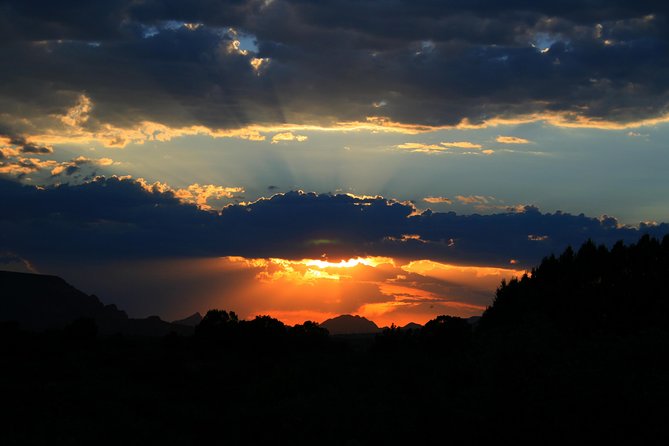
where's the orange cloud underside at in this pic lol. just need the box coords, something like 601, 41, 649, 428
203, 255, 525, 327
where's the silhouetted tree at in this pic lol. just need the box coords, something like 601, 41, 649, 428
194, 309, 239, 341
373, 323, 414, 352
479, 234, 669, 336
421, 315, 472, 353
241, 315, 287, 350
290, 321, 329, 349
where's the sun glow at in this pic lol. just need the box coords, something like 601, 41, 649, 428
211, 255, 525, 326
303, 256, 394, 269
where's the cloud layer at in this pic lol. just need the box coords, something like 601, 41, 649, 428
2, 0, 669, 145
1, 176, 666, 268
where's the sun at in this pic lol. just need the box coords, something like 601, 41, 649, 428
302, 256, 395, 269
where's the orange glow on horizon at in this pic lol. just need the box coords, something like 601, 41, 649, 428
203, 255, 525, 327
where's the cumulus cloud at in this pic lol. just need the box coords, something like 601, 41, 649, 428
173, 183, 245, 210
132, 178, 244, 209
0, 133, 52, 155
0, 157, 58, 177
1, 1, 669, 148
1, 176, 666, 270
50, 156, 115, 177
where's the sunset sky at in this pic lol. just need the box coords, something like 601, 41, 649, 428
2, 1, 669, 326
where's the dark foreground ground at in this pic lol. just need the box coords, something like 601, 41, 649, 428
2, 323, 668, 445
3, 235, 669, 444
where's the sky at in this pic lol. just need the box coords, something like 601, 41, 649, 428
2, 0, 669, 326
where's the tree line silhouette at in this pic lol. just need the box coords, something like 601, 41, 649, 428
2, 234, 669, 443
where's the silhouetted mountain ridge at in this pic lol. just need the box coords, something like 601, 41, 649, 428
173, 312, 203, 327
320, 314, 380, 334
0, 270, 192, 336
401, 322, 423, 330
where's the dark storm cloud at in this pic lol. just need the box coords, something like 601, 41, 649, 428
1, 0, 669, 136
1, 176, 666, 268
0, 0, 131, 42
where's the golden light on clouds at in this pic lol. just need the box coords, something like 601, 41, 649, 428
173, 184, 244, 210
59, 94, 92, 127
424, 196, 453, 204
0, 157, 57, 175
496, 135, 531, 144
271, 132, 309, 143
441, 141, 483, 149
396, 142, 446, 153
135, 178, 244, 210
401, 259, 524, 282
226, 39, 249, 56
49, 156, 116, 177
250, 57, 269, 73
18, 93, 669, 153
302, 257, 395, 269
397, 140, 494, 155
226, 256, 395, 284
204, 255, 525, 327
455, 195, 493, 205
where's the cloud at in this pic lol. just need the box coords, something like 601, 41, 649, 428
271, 132, 308, 144
50, 156, 115, 177
0, 157, 58, 177
496, 136, 531, 144
2, 2, 669, 148
398, 141, 492, 155
0, 145, 116, 181
396, 142, 447, 153
423, 196, 452, 204
212, 255, 520, 325
172, 183, 245, 210
455, 195, 493, 205
132, 177, 244, 209
441, 141, 483, 149
0, 133, 53, 155
1, 176, 667, 270
0, 147, 20, 160
54, 253, 520, 326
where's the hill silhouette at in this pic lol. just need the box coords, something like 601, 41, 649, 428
401, 322, 422, 330
320, 314, 380, 334
172, 312, 203, 327
0, 270, 192, 336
